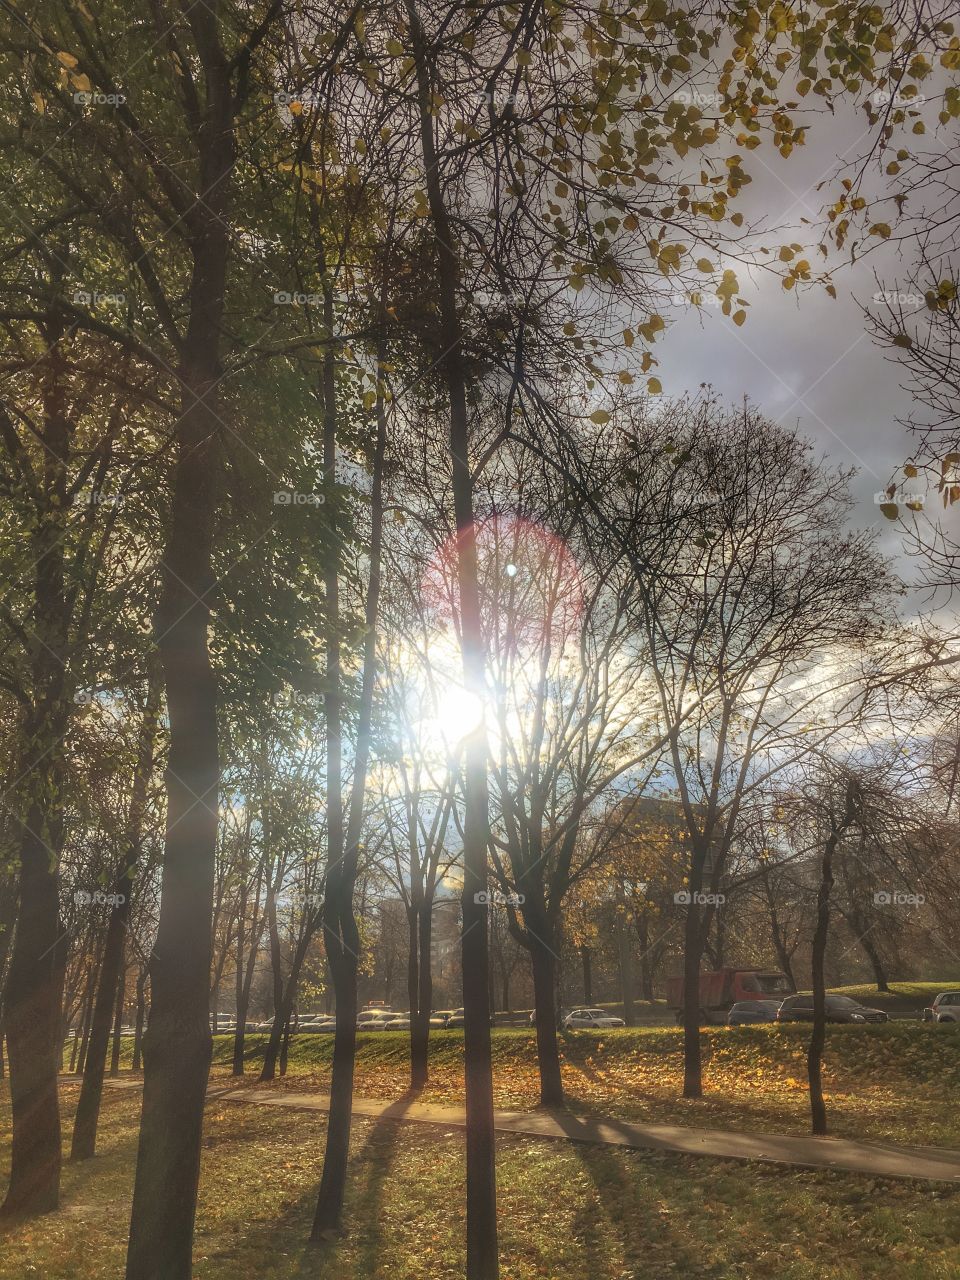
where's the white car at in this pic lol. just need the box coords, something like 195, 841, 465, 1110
562, 1008, 626, 1029
380, 1014, 411, 1030
297, 1017, 337, 1033
357, 1008, 394, 1030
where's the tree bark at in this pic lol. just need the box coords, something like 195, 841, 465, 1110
125, 114, 230, 1276
578, 947, 593, 1003
411, 905, 433, 1090
681, 892, 704, 1098
310, 294, 387, 1236
530, 934, 564, 1107
132, 968, 147, 1072
110, 958, 127, 1077
615, 881, 635, 1025
73, 676, 160, 1159
808, 779, 859, 1137
405, 7, 498, 1270
1, 316, 72, 1217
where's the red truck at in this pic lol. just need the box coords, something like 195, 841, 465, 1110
665, 968, 793, 1023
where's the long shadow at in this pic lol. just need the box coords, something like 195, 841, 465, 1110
565, 1132, 714, 1278
202, 1091, 416, 1279
334, 1092, 413, 1276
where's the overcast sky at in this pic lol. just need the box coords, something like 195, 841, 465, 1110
653, 91, 956, 598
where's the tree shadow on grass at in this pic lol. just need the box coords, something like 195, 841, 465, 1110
563, 1133, 720, 1280
201, 1093, 414, 1280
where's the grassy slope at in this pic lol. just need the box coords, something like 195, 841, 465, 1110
203, 1022, 960, 1147
826, 982, 960, 1011
2, 1082, 958, 1280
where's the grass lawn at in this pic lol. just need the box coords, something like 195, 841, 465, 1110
1, 1080, 958, 1279
200, 1022, 960, 1148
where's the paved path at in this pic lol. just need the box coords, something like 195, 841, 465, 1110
102, 1078, 960, 1183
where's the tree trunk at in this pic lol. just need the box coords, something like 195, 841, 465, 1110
681, 893, 704, 1098
260, 934, 312, 1083
310, 300, 387, 1236
808, 780, 859, 1137
769, 908, 798, 992
860, 932, 890, 993
125, 241, 229, 1279
2, 321, 72, 1217
580, 947, 593, 1004
133, 968, 147, 1072
406, 7, 498, 1269
616, 881, 635, 1025
411, 905, 433, 1090
73, 961, 100, 1076
636, 913, 654, 1002
529, 931, 564, 1108
73, 676, 160, 1158
110, 958, 127, 1077
2, 788, 68, 1216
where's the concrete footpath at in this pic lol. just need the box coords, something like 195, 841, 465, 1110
102, 1078, 960, 1184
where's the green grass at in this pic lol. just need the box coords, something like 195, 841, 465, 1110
2, 1080, 958, 1279
825, 982, 960, 1012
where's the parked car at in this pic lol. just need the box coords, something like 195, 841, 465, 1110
357, 1007, 394, 1030
922, 992, 960, 1023
297, 1017, 336, 1033
445, 1007, 465, 1028
430, 1012, 453, 1028
562, 1008, 626, 1029
727, 1000, 781, 1026
381, 1014, 411, 1030
777, 994, 888, 1024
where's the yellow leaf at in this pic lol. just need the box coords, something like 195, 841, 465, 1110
589, 409, 611, 424
647, 377, 662, 394
732, 309, 746, 326
57, 51, 79, 68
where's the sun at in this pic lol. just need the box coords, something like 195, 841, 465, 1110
421, 683, 485, 753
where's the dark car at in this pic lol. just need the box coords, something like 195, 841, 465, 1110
727, 999, 781, 1026
777, 994, 888, 1024
922, 992, 960, 1023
